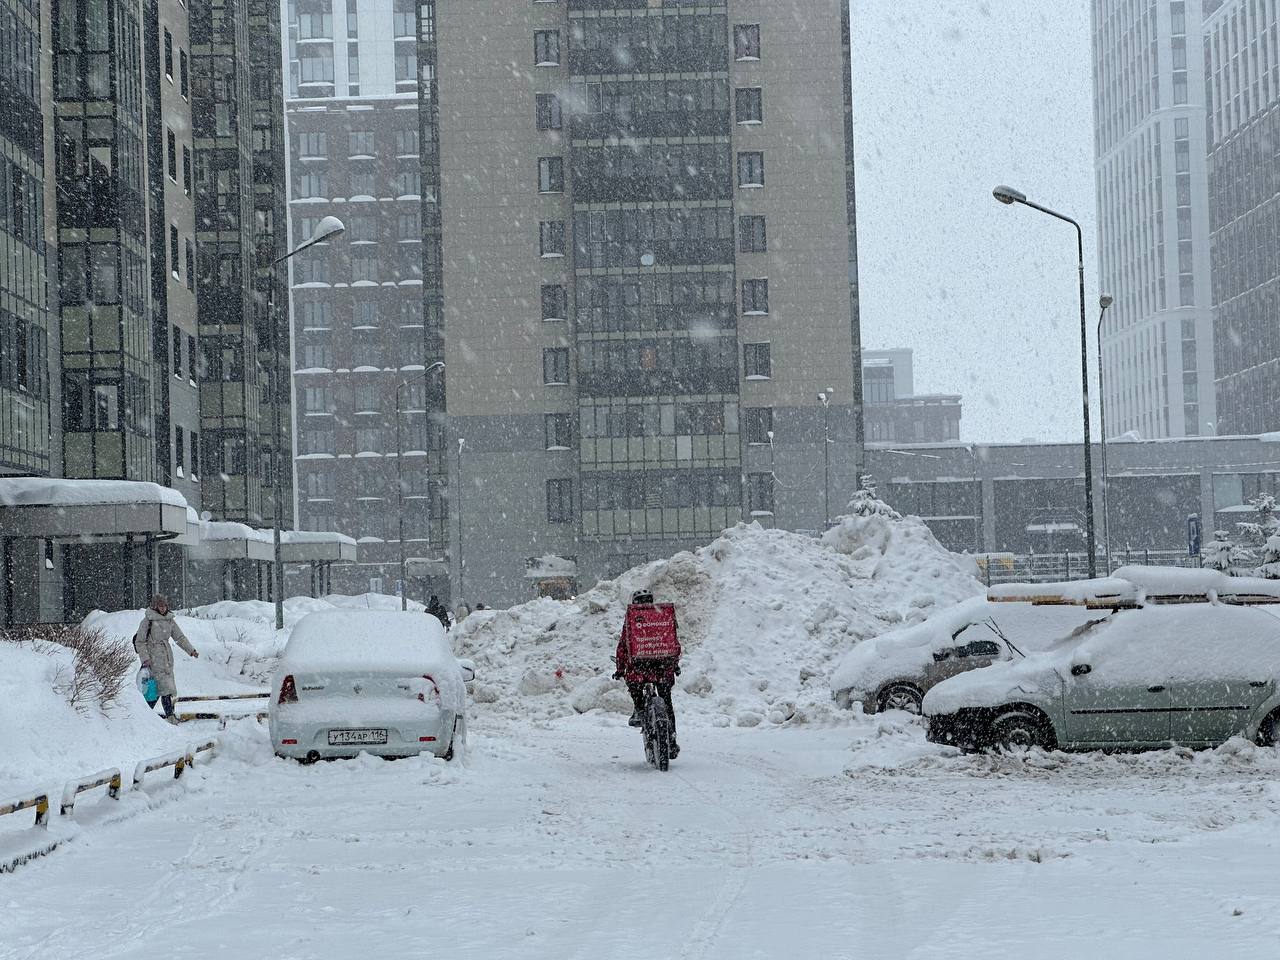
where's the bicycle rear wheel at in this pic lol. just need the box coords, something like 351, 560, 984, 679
645, 694, 671, 772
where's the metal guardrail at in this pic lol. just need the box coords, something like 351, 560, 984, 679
132, 749, 190, 788
176, 692, 269, 704
977, 550, 1201, 585
0, 793, 49, 829
176, 711, 268, 724
60, 768, 122, 817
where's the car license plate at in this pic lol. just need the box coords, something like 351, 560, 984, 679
328, 728, 388, 746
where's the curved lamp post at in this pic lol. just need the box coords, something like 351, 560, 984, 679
992, 185, 1097, 577
269, 215, 345, 630
1096, 294, 1114, 573
395, 360, 445, 610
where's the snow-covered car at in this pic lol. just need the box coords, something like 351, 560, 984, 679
923, 604, 1280, 752
270, 611, 469, 762
830, 596, 1100, 714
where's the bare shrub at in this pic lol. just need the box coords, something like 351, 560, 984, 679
2, 623, 133, 712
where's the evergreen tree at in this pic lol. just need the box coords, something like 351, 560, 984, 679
1236, 494, 1280, 578
846, 476, 902, 520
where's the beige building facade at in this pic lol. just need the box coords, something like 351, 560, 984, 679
427, 0, 863, 606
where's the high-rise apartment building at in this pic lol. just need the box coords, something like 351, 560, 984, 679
284, 0, 445, 594
419, 0, 863, 606
1, 0, 52, 479
1204, 0, 1280, 434
189, 0, 290, 524
1092, 0, 1216, 439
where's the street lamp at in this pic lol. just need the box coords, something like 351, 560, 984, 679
456, 437, 466, 609
268, 215, 345, 631
395, 360, 445, 610
992, 185, 1097, 577
1096, 294, 1114, 574
818, 388, 834, 528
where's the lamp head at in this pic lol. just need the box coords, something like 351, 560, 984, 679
992, 185, 1027, 206
310, 215, 346, 242
817, 392, 827, 403
1099, 294, 1114, 309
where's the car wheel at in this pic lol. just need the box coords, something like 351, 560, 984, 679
990, 710, 1053, 753
877, 683, 923, 715
1258, 709, 1280, 747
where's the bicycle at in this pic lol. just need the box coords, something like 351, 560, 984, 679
640, 680, 673, 772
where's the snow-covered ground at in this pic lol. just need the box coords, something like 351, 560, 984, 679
2, 711, 1279, 959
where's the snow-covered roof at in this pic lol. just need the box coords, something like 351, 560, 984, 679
0, 477, 187, 509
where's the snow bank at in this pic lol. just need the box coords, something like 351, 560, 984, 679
454, 508, 984, 726
0, 639, 187, 810
989, 567, 1280, 606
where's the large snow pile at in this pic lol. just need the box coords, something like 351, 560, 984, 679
0, 637, 187, 807
454, 503, 984, 726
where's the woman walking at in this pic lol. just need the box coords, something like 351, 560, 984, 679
133, 595, 199, 722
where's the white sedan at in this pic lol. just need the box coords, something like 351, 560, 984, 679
269, 610, 471, 763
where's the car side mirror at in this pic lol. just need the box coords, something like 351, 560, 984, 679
458, 658, 476, 683
1070, 663, 1092, 677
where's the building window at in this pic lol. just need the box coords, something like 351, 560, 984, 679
737, 152, 764, 188
542, 284, 567, 321
395, 170, 421, 196
185, 241, 195, 290
188, 335, 197, 379
179, 49, 189, 98
734, 24, 761, 60
735, 88, 763, 124
169, 226, 180, 278
545, 412, 573, 450
300, 302, 332, 330
174, 425, 185, 472
744, 407, 772, 443
738, 215, 766, 253
540, 220, 566, 257
395, 128, 419, 155
747, 473, 774, 515
543, 347, 570, 385
166, 129, 177, 180
172, 326, 183, 378
538, 156, 564, 193
534, 30, 561, 66
349, 170, 376, 196
298, 131, 327, 156
182, 146, 192, 195
742, 279, 769, 315
398, 211, 421, 239
744, 342, 771, 379
536, 93, 563, 130
302, 343, 333, 368
547, 479, 574, 522
351, 256, 378, 282
190, 431, 199, 477
164, 29, 173, 78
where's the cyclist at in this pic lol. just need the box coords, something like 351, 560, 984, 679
613, 589, 681, 757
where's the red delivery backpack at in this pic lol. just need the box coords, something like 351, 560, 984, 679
625, 602, 680, 661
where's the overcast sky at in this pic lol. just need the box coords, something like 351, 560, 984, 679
850, 1, 1097, 443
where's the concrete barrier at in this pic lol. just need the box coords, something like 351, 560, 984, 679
60, 768, 122, 816
0, 792, 49, 829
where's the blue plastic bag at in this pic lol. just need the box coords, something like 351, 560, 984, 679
136, 666, 159, 708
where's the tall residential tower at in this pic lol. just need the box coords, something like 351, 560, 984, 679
1204, 0, 1280, 434
1092, 0, 1216, 439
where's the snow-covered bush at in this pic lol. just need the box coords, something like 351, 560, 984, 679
1202, 530, 1254, 575
1236, 494, 1280, 579
1, 623, 132, 712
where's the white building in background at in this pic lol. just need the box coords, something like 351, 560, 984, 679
1092, 0, 1216, 439
282, 0, 447, 597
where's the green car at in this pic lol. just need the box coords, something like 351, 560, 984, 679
923, 603, 1280, 752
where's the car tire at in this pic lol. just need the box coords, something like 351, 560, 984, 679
877, 683, 924, 715
1258, 709, 1280, 748
989, 709, 1054, 753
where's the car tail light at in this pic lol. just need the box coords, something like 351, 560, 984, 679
418, 736, 437, 742
417, 675, 440, 704
281, 738, 298, 745
279, 674, 298, 705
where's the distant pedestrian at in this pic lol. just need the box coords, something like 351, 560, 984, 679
133, 595, 199, 723
425, 594, 451, 630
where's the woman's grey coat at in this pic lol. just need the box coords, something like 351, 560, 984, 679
133, 608, 196, 697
